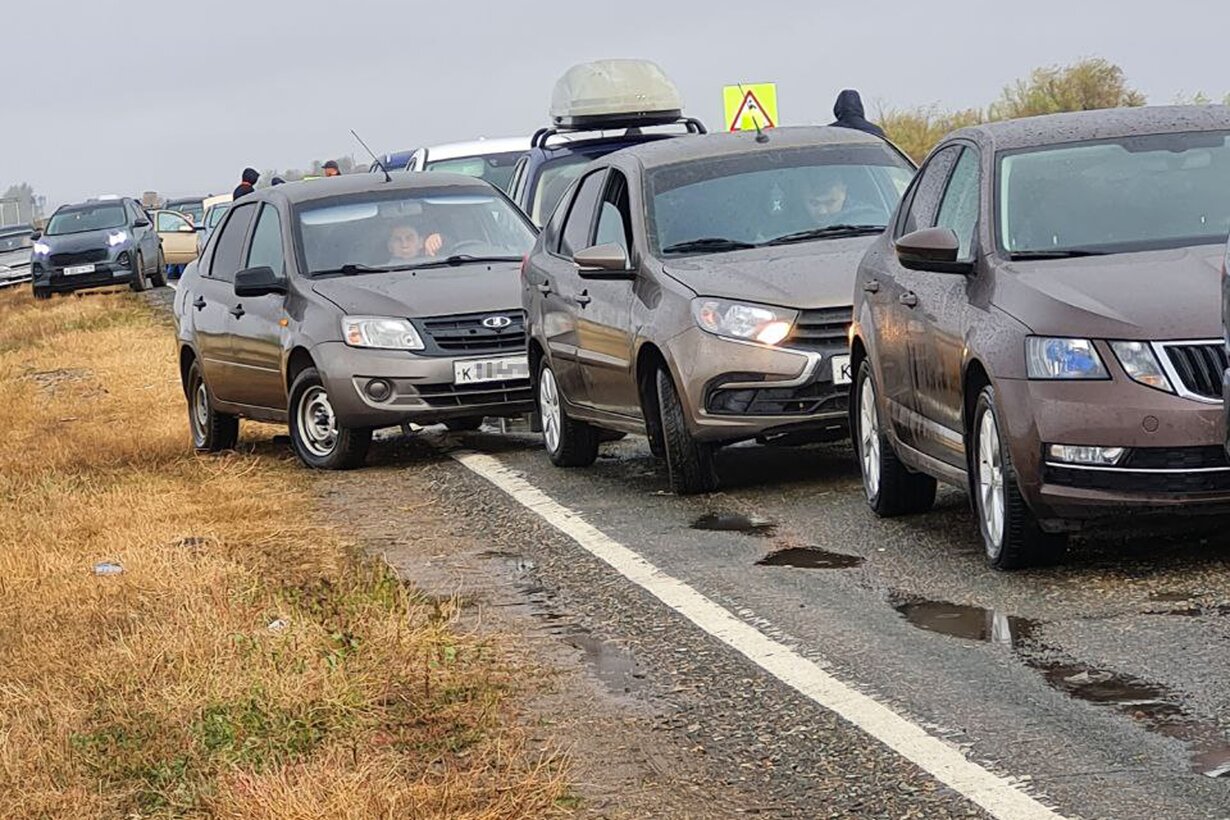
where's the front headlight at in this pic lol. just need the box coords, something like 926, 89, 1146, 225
1025, 337, 1108, 380
1109, 341, 1173, 393
32, 241, 50, 257
107, 230, 129, 247
342, 316, 424, 350
692, 298, 798, 346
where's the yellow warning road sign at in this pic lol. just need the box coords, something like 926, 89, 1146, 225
724, 83, 778, 132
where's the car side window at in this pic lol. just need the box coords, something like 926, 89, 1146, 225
246, 204, 285, 275
559, 170, 607, 258
156, 211, 190, 232
594, 170, 633, 254
935, 147, 981, 260
208, 202, 257, 283
124, 200, 142, 226
896, 145, 961, 237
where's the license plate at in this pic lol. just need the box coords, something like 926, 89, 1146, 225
454, 356, 529, 385
831, 354, 852, 385
64, 264, 95, 276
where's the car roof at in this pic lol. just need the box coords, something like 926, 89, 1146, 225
609, 125, 893, 169
950, 105, 1230, 152
250, 171, 502, 206
423, 137, 531, 160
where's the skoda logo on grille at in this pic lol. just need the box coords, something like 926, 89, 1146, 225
482, 315, 513, 330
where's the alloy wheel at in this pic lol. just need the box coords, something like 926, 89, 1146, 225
539, 367, 561, 454
859, 376, 881, 500
297, 386, 338, 457
977, 409, 1005, 550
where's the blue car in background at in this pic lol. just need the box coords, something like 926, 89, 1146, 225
370, 149, 416, 173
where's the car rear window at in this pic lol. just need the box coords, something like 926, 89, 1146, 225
425, 151, 525, 192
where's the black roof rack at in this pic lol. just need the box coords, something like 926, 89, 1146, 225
531, 116, 706, 149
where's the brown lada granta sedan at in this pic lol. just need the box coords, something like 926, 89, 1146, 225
522, 126, 915, 494
173, 173, 537, 469
850, 106, 1230, 569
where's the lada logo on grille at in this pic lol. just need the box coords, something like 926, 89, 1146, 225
482, 315, 513, 329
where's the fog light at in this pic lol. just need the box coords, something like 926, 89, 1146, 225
116, 251, 130, 268
1047, 444, 1125, 466
364, 379, 392, 401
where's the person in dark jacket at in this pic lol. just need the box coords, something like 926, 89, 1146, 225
830, 90, 887, 139
233, 168, 259, 199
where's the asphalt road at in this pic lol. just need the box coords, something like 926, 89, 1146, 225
395, 426, 1230, 819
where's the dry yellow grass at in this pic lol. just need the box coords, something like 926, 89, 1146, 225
0, 288, 565, 818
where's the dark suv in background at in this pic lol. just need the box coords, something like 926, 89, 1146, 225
31, 197, 165, 298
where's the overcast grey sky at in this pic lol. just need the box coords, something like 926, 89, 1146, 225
6, 0, 1229, 208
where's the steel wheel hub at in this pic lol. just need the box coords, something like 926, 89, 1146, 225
298, 386, 338, 457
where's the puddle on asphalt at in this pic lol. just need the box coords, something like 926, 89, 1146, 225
894, 596, 1230, 777
757, 547, 864, 569
691, 512, 777, 537
478, 552, 645, 696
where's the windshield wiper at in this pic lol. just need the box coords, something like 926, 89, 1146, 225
1007, 249, 1109, 260
310, 263, 388, 277
661, 237, 759, 255
765, 224, 886, 245
410, 254, 524, 269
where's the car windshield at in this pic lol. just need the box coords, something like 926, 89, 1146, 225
296, 189, 535, 275
0, 230, 33, 252
46, 204, 127, 236
530, 154, 593, 225
425, 151, 525, 192
173, 203, 204, 224
999, 131, 1230, 256
646, 143, 914, 255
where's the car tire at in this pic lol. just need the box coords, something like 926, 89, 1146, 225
288, 367, 371, 470
538, 359, 598, 467
33, 285, 50, 300
187, 360, 238, 452
656, 366, 717, 495
854, 360, 937, 516
444, 417, 484, 432
971, 386, 1067, 570
129, 253, 148, 292
151, 250, 168, 288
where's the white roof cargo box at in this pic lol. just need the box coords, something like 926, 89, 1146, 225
549, 59, 684, 129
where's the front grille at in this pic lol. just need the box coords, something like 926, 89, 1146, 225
707, 379, 849, 417
786, 306, 852, 352
414, 379, 532, 409
49, 249, 107, 268
1121, 446, 1229, 470
1162, 343, 1225, 400
1044, 463, 1230, 494
419, 310, 527, 355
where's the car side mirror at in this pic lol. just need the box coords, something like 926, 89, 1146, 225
574, 243, 635, 280
30, 231, 41, 241
234, 266, 287, 297
895, 227, 974, 275
133, 218, 150, 228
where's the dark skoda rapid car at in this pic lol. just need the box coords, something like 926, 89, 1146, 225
851, 106, 1230, 569
31, 197, 166, 298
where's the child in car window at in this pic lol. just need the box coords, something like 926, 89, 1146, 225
386, 222, 445, 266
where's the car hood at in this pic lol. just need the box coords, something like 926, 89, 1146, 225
311, 261, 524, 317
41, 229, 116, 252
660, 236, 877, 309
994, 244, 1225, 340
0, 248, 30, 270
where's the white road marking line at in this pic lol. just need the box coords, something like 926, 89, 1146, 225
452, 450, 1067, 820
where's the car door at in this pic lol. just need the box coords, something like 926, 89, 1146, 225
909, 145, 982, 467
155, 210, 197, 265
194, 201, 258, 403
533, 168, 608, 407
226, 203, 289, 409
872, 145, 961, 452
576, 168, 640, 417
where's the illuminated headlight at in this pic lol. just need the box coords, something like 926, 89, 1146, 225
32, 241, 51, 257
1047, 444, 1126, 466
1025, 337, 1107, 380
1109, 341, 1173, 393
107, 230, 129, 247
342, 316, 424, 350
692, 298, 798, 346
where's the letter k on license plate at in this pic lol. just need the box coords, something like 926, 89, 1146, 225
453, 355, 530, 385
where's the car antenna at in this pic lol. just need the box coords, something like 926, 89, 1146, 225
739, 84, 770, 144
350, 129, 392, 182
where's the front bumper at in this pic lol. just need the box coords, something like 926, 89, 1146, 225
32, 259, 136, 292
670, 327, 851, 444
995, 376, 1230, 526
312, 341, 534, 427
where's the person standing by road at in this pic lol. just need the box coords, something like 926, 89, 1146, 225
830, 90, 887, 139
233, 168, 259, 199
322, 160, 341, 177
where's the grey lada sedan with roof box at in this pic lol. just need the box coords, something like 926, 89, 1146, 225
173, 173, 536, 469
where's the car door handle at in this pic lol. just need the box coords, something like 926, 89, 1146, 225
862, 279, 880, 293
229, 304, 245, 319
192, 296, 206, 311
899, 292, 918, 308
536, 282, 552, 296
574, 291, 591, 307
